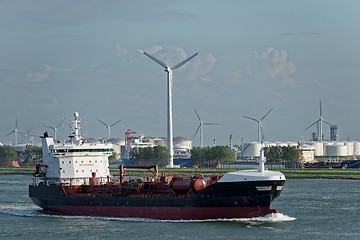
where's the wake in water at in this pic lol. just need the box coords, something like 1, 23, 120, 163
0, 203, 43, 218
155, 212, 296, 225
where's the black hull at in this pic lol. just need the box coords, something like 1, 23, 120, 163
29, 180, 285, 220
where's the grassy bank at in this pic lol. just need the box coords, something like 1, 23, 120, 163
280, 168, 360, 180
1, 166, 360, 179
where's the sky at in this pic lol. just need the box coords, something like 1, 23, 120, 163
1, 0, 360, 147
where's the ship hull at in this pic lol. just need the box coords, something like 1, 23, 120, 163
34, 205, 277, 220
29, 179, 285, 220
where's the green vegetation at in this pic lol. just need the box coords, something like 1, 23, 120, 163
22, 146, 42, 165
264, 146, 302, 163
0, 166, 34, 174
281, 168, 360, 180
191, 146, 235, 166
0, 146, 19, 166
129, 146, 170, 166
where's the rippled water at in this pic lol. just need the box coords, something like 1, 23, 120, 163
0, 174, 359, 240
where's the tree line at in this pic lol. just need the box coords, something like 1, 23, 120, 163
130, 145, 235, 166
0, 145, 42, 166
264, 146, 303, 163
0, 144, 303, 167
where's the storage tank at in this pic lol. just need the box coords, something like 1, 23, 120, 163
173, 136, 191, 149
154, 138, 166, 146
287, 142, 298, 147
344, 141, 354, 156
275, 142, 287, 147
325, 144, 347, 157
354, 142, 360, 156
241, 142, 261, 159
309, 141, 324, 156
264, 142, 276, 148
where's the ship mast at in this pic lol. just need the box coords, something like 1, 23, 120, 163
69, 112, 83, 145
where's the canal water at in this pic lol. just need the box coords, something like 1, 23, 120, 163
0, 174, 359, 240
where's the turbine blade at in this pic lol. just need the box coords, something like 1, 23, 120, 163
203, 123, 220, 126
323, 119, 331, 125
43, 125, 55, 131
172, 52, 198, 70
320, 100, 322, 117
305, 120, 320, 131
25, 126, 32, 134
193, 108, 201, 121
97, 118, 109, 128
192, 125, 201, 139
18, 131, 27, 138
5, 130, 15, 137
139, 49, 168, 68
110, 119, 122, 127
243, 115, 259, 123
56, 117, 65, 128
261, 108, 273, 121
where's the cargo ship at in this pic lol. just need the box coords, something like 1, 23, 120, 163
29, 112, 286, 220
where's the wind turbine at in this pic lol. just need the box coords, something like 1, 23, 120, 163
139, 49, 198, 167
192, 108, 219, 147
243, 108, 273, 143
20, 126, 35, 145
97, 118, 122, 139
4, 116, 24, 145
44, 117, 65, 141
305, 100, 331, 141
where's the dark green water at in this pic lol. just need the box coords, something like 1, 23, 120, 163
0, 175, 359, 240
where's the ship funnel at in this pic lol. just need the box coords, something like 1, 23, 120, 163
41, 132, 54, 156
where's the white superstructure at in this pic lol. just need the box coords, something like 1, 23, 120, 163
41, 112, 113, 185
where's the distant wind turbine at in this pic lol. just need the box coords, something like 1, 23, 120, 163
4, 116, 25, 145
139, 49, 198, 167
243, 108, 273, 143
305, 100, 331, 141
20, 125, 35, 145
192, 108, 219, 147
44, 117, 65, 141
97, 118, 122, 139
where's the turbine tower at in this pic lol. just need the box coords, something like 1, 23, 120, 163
305, 100, 331, 141
139, 49, 198, 167
193, 108, 219, 147
243, 108, 273, 143
44, 117, 65, 141
97, 118, 122, 139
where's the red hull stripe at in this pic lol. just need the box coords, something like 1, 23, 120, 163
44, 206, 277, 220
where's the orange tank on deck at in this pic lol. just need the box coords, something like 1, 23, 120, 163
170, 177, 206, 193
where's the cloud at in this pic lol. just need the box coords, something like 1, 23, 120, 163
115, 44, 135, 63
26, 65, 76, 83
252, 47, 297, 87
26, 64, 53, 83
189, 53, 216, 81
37, 94, 59, 110
142, 45, 216, 81
115, 45, 128, 58
146, 44, 163, 54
